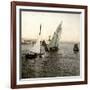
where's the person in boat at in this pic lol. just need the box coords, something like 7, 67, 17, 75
42, 40, 49, 52
73, 43, 79, 54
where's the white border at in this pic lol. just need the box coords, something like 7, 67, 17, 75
16, 6, 85, 85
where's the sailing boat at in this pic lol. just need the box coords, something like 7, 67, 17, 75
25, 24, 44, 59
42, 21, 63, 52
48, 21, 62, 51
25, 21, 62, 59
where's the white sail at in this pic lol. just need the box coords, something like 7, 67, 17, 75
29, 24, 42, 54
49, 21, 62, 48
30, 36, 41, 54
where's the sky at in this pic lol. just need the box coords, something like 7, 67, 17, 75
21, 10, 80, 42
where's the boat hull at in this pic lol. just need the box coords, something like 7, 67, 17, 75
25, 53, 44, 59
49, 47, 58, 52
25, 53, 37, 59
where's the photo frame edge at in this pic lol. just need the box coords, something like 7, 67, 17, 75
11, 1, 88, 89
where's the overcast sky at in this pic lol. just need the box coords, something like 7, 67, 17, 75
21, 11, 80, 42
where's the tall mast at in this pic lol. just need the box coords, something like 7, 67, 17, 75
39, 24, 42, 55
39, 24, 42, 35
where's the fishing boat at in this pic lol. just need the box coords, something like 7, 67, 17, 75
73, 44, 79, 54
25, 24, 45, 59
42, 21, 63, 52
25, 21, 62, 59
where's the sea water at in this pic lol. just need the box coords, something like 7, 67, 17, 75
20, 42, 80, 78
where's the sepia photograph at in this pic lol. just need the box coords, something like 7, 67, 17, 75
20, 10, 80, 79
11, 1, 87, 88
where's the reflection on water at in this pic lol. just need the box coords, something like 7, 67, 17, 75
21, 42, 80, 79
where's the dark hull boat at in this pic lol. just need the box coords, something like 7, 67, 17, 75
42, 40, 59, 52
42, 21, 62, 52
73, 44, 79, 54
25, 53, 37, 59
49, 47, 58, 52
25, 52, 45, 59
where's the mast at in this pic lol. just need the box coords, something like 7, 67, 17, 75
39, 24, 42, 55
39, 24, 42, 35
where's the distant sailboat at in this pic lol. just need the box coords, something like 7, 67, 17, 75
73, 43, 79, 54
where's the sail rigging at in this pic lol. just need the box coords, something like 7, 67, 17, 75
48, 21, 62, 48
29, 21, 63, 54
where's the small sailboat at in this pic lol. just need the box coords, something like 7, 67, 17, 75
42, 21, 63, 52
25, 24, 44, 59
48, 21, 62, 51
73, 44, 79, 54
